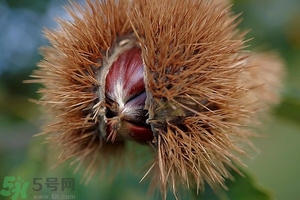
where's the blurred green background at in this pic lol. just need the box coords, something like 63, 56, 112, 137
0, 0, 299, 199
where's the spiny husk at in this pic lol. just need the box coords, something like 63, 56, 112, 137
30, 0, 284, 198
134, 0, 253, 195
245, 52, 284, 107
31, 0, 135, 182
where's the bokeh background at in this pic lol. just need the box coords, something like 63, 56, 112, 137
0, 0, 299, 199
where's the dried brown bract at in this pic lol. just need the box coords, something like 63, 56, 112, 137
29, 0, 284, 198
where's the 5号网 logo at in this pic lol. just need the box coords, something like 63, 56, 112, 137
0, 176, 29, 200
0, 176, 75, 200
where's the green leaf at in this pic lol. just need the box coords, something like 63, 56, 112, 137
194, 167, 273, 200
275, 89, 300, 123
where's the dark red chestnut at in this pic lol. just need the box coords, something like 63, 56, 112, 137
105, 48, 153, 144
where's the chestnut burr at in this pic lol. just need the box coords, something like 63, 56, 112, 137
30, 0, 284, 198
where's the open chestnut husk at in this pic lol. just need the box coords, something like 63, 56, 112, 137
30, 0, 284, 198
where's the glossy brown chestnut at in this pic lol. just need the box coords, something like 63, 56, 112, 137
105, 48, 153, 144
